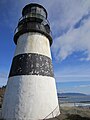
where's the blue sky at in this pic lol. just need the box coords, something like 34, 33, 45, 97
0, 0, 90, 94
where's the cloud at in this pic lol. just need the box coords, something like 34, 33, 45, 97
0, 73, 7, 78
55, 75, 90, 78
0, 78, 7, 87
74, 84, 90, 88
1, 0, 90, 34
0, 73, 7, 87
56, 81, 90, 94
51, 0, 90, 61
52, 17, 90, 61
55, 75, 90, 82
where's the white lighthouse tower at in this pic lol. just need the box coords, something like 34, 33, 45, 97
2, 3, 60, 120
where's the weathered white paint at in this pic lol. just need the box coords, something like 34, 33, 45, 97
14, 32, 51, 58
2, 32, 60, 119
2, 75, 60, 120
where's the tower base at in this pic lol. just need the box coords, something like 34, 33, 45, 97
2, 75, 60, 120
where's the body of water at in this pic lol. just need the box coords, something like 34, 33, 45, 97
58, 95, 90, 107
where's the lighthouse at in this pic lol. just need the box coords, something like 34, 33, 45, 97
2, 3, 60, 120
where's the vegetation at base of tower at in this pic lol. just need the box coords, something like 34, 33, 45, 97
0, 86, 90, 120
65, 114, 90, 120
59, 107, 90, 120
47, 113, 90, 120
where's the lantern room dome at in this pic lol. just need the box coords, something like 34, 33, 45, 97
22, 3, 47, 19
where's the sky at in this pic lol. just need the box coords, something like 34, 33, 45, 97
0, 0, 90, 94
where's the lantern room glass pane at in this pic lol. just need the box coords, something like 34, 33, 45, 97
31, 7, 36, 13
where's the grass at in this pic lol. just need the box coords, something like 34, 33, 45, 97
48, 106, 90, 120
60, 106, 90, 118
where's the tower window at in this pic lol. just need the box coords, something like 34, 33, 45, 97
31, 7, 36, 13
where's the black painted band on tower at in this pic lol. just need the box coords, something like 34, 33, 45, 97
9, 53, 54, 78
